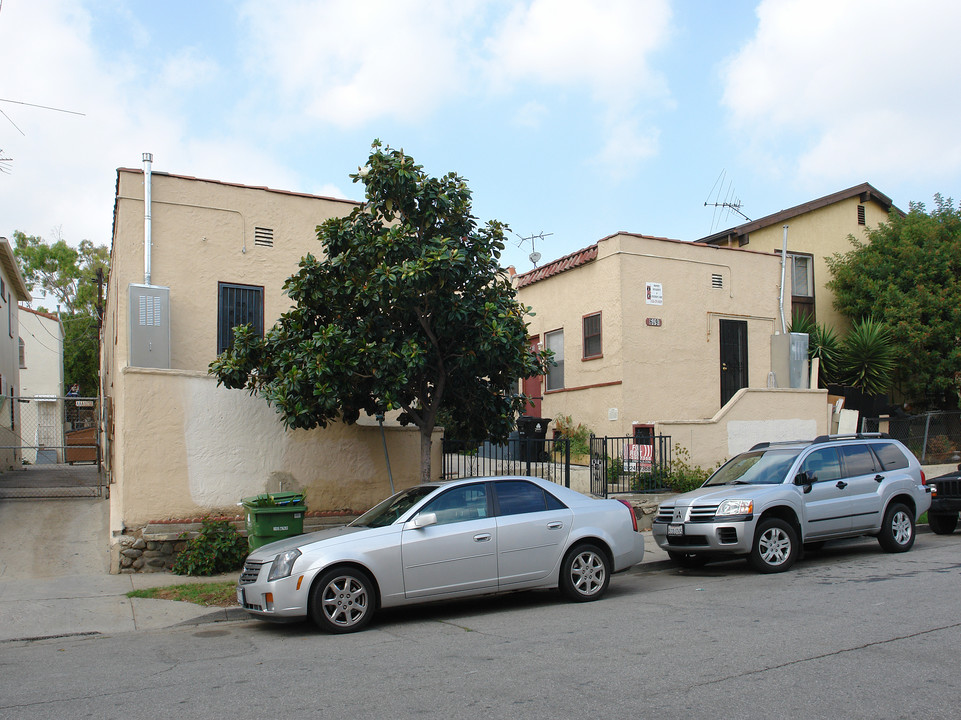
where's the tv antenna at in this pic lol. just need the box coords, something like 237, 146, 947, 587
512, 230, 552, 267
704, 170, 750, 232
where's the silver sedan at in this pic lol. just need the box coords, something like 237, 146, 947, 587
238, 475, 644, 632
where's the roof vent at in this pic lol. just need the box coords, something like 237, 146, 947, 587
254, 227, 274, 247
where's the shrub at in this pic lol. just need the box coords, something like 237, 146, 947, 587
664, 445, 715, 493
553, 414, 592, 455
172, 517, 248, 576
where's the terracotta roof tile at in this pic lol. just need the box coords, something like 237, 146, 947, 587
514, 245, 598, 288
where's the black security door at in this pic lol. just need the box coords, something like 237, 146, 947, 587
719, 319, 748, 407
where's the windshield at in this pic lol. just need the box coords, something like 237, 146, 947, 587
704, 448, 802, 486
349, 486, 437, 528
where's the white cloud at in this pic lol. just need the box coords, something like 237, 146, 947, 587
238, 0, 482, 128
722, 0, 961, 184
485, 0, 672, 106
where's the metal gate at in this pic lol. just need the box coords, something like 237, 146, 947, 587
0, 396, 104, 498
590, 434, 672, 497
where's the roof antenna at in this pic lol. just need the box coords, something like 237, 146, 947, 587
704, 170, 750, 232
512, 230, 552, 268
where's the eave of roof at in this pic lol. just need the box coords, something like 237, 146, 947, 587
514, 244, 598, 288
0, 237, 32, 302
696, 182, 898, 245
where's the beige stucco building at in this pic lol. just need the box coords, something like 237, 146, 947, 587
103, 160, 438, 540
18, 307, 65, 463
515, 232, 829, 468
696, 182, 896, 332
0, 237, 31, 469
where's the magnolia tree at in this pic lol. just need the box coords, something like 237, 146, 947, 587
211, 142, 551, 481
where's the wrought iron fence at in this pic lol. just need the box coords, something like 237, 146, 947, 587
442, 437, 571, 487
589, 435, 672, 497
862, 411, 961, 465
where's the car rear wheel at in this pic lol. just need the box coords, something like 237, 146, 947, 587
560, 543, 610, 602
668, 551, 708, 568
309, 567, 376, 633
878, 503, 915, 552
928, 512, 958, 535
748, 518, 798, 573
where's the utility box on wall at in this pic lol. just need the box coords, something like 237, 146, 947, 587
770, 332, 809, 389
129, 284, 170, 369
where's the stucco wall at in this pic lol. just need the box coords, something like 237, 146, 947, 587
110, 368, 441, 529
658, 387, 831, 469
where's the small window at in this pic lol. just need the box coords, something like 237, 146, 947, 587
545, 329, 564, 391
857, 204, 866, 225
791, 255, 814, 298
582, 313, 602, 359
18, 337, 25, 369
870, 443, 909, 471
494, 480, 566, 516
217, 282, 264, 354
839, 445, 879, 477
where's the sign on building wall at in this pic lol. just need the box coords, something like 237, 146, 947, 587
645, 282, 663, 305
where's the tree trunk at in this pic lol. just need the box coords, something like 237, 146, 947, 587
420, 427, 433, 484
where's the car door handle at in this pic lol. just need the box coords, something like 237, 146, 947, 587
874, 474, 884, 483
836, 481, 848, 490
474, 533, 492, 542
547, 521, 564, 530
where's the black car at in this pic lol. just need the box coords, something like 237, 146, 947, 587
928, 465, 961, 534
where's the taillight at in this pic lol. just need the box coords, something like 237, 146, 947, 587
921, 470, 927, 486
617, 498, 638, 532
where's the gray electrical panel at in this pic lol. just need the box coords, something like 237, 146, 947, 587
129, 284, 170, 368
770, 332, 809, 389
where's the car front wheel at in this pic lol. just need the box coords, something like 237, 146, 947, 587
748, 518, 798, 573
878, 503, 915, 552
560, 543, 610, 602
928, 512, 958, 535
309, 567, 376, 633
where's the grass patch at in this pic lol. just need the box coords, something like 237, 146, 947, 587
127, 580, 239, 607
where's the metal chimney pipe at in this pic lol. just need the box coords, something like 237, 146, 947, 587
143, 152, 153, 286
778, 224, 789, 334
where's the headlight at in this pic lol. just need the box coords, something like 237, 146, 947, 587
717, 499, 753, 517
267, 548, 302, 581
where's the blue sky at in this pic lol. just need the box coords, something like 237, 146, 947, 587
2, 0, 960, 275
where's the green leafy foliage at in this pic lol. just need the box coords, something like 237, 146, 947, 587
171, 518, 248, 576
553, 414, 592, 455
826, 195, 961, 409
836, 316, 895, 396
13, 230, 109, 394
211, 141, 551, 480
662, 445, 715, 493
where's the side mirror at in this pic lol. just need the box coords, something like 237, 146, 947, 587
794, 471, 815, 486
411, 512, 437, 529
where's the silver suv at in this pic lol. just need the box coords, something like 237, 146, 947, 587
652, 434, 931, 573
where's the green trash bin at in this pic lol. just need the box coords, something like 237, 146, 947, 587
242, 492, 307, 550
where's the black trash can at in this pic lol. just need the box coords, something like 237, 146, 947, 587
517, 416, 551, 461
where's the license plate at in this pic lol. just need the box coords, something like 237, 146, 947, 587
237, 587, 245, 605
667, 523, 685, 537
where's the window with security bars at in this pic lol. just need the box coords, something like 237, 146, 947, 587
582, 312, 602, 359
218, 282, 264, 354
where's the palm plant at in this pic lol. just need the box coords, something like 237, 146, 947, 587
789, 313, 842, 387
837, 317, 895, 396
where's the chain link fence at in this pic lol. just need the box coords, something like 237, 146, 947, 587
862, 411, 961, 465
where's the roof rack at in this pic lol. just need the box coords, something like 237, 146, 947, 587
812, 433, 891, 444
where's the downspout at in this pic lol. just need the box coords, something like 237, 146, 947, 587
143, 152, 153, 286
778, 224, 788, 334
